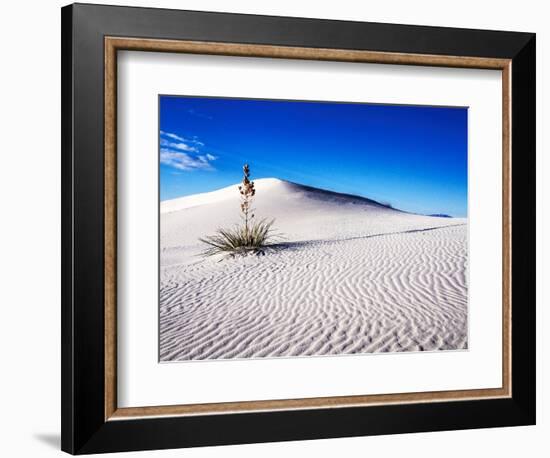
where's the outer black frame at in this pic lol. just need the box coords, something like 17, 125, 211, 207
61, 3, 536, 454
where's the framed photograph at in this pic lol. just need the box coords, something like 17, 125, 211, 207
61, 3, 536, 454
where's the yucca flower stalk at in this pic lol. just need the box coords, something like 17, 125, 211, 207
238, 163, 255, 236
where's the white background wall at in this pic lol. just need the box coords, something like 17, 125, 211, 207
0, 1, 545, 456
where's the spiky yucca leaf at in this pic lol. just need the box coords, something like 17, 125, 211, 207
199, 219, 277, 257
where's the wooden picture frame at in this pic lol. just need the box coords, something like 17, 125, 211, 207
62, 3, 535, 454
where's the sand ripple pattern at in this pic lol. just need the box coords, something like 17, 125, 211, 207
160, 224, 467, 361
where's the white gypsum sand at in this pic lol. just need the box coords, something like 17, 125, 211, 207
160, 178, 467, 361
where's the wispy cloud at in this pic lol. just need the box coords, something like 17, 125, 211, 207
159, 131, 217, 171
187, 108, 213, 120
160, 149, 215, 171
160, 138, 198, 152
191, 136, 205, 146
160, 131, 187, 142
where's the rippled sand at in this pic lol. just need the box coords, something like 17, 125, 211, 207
160, 178, 467, 361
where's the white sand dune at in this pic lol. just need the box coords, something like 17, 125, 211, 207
160, 178, 467, 361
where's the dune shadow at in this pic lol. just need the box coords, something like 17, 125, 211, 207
269, 223, 466, 252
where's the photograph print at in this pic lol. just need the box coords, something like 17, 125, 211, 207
159, 96, 468, 362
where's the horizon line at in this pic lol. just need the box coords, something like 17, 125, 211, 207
160, 176, 464, 218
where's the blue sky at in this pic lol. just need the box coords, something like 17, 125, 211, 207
159, 96, 468, 217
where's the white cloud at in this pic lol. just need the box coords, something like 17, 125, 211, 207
197, 154, 218, 163
160, 131, 187, 142
160, 148, 214, 171
160, 138, 198, 152
159, 132, 217, 171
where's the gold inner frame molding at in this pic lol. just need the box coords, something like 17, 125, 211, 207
104, 36, 512, 421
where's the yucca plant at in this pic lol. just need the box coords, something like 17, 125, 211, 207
199, 218, 276, 257
199, 164, 279, 257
